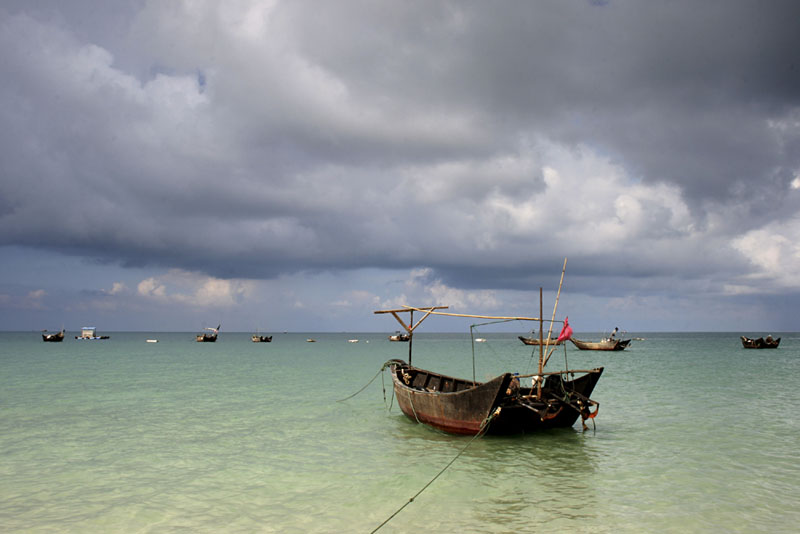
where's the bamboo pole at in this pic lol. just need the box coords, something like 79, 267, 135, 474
544, 258, 567, 368
400, 308, 548, 322
375, 305, 564, 324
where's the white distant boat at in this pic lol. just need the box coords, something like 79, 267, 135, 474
475, 338, 487, 343
347, 339, 359, 343
146, 339, 158, 343
75, 327, 109, 340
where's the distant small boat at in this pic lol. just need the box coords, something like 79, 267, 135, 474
570, 338, 630, 351
474, 338, 487, 343
306, 338, 316, 343
196, 324, 220, 342
347, 339, 359, 343
741, 335, 780, 349
75, 327, 109, 340
251, 334, 273, 343
42, 329, 65, 342
388, 331, 411, 342
518, 334, 563, 346
146, 339, 158, 343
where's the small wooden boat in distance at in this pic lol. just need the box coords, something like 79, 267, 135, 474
741, 335, 780, 349
388, 331, 411, 342
196, 324, 219, 342
42, 329, 65, 342
251, 334, 273, 342
570, 338, 629, 351
518, 335, 563, 346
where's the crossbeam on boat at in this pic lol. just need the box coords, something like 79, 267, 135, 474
374, 306, 450, 315
374, 305, 450, 335
396, 305, 562, 323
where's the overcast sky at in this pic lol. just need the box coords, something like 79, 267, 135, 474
2, 0, 799, 333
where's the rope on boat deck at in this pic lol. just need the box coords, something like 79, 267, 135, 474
370, 408, 501, 534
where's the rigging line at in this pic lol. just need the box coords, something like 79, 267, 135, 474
468, 321, 510, 383
370, 409, 500, 534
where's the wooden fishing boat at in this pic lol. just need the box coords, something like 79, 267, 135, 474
196, 324, 220, 342
251, 334, 272, 342
374, 260, 603, 435
388, 331, 411, 342
741, 335, 780, 349
42, 329, 65, 342
387, 358, 602, 435
518, 335, 563, 346
570, 337, 630, 351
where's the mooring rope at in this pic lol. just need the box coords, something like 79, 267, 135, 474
370, 408, 500, 533
337, 360, 401, 403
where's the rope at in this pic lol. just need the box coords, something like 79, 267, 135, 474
370, 408, 500, 533
406, 389, 421, 424
337, 360, 402, 403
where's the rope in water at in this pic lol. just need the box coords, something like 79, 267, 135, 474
370, 408, 500, 534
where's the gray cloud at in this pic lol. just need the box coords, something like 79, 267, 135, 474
1, 1, 800, 330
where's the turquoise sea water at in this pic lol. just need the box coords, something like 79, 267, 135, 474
1, 331, 799, 533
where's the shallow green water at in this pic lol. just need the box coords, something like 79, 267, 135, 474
1, 331, 799, 533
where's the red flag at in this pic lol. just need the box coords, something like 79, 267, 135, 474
557, 316, 573, 342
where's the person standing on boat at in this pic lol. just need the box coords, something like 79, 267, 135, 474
608, 327, 618, 340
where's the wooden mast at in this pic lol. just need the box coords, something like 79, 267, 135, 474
408, 310, 413, 364
537, 287, 544, 399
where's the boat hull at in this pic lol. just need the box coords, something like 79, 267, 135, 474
570, 338, 629, 351
196, 335, 217, 342
741, 336, 780, 349
518, 336, 563, 346
389, 361, 603, 435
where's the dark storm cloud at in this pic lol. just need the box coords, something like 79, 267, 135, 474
1, 0, 799, 309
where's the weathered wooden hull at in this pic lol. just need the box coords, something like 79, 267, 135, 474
389, 361, 603, 435
518, 336, 563, 346
196, 334, 217, 342
570, 338, 629, 351
741, 336, 780, 349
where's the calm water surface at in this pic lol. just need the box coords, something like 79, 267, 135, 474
1, 331, 799, 533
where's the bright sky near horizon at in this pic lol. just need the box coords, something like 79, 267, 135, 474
1, 1, 799, 333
